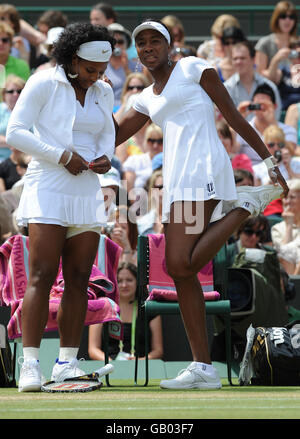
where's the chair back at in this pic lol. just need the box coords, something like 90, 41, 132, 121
138, 234, 221, 302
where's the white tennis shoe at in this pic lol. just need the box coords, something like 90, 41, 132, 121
160, 362, 222, 389
236, 185, 283, 216
18, 358, 42, 392
51, 358, 85, 382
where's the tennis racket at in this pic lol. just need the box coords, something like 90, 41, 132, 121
41, 363, 114, 393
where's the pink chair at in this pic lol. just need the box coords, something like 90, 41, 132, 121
135, 234, 232, 385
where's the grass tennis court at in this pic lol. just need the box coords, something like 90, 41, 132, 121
1, 379, 300, 420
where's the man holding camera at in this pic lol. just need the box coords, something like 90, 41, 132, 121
235, 83, 297, 166
224, 40, 282, 120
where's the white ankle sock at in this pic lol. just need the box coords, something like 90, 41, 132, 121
194, 362, 214, 373
23, 347, 39, 361
58, 347, 79, 362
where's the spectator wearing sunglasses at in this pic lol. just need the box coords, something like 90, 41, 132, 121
233, 214, 273, 251
122, 123, 163, 193
114, 72, 151, 162
255, 1, 298, 77
0, 22, 30, 82
0, 74, 25, 162
106, 23, 141, 110
254, 125, 300, 186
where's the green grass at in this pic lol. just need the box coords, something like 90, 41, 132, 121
1, 379, 300, 420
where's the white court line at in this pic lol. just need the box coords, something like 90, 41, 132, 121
1, 405, 300, 413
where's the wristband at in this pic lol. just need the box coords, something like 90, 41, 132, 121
264, 156, 277, 170
64, 151, 73, 166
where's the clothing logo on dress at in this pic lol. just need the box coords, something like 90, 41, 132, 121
243, 202, 250, 209
206, 182, 215, 196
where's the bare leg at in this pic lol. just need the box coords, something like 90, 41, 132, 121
57, 231, 100, 347
164, 200, 249, 363
22, 224, 66, 347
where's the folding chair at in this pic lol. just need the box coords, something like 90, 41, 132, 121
0, 234, 122, 385
134, 233, 232, 386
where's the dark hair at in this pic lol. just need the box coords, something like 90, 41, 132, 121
117, 262, 138, 300
233, 40, 256, 58
221, 26, 246, 44
253, 83, 276, 104
91, 3, 118, 22
117, 262, 137, 279
237, 214, 271, 243
52, 22, 115, 67
37, 9, 68, 28
233, 168, 254, 185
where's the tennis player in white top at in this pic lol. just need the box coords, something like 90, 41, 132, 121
114, 19, 289, 389
7, 23, 117, 391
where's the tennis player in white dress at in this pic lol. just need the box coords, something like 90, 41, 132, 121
7, 23, 116, 392
114, 20, 289, 389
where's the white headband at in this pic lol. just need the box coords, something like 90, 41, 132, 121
132, 21, 171, 45
77, 41, 112, 62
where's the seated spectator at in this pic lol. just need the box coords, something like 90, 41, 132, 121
0, 191, 14, 243
255, 1, 298, 76
36, 9, 68, 37
272, 179, 300, 250
106, 23, 141, 110
0, 3, 30, 64
89, 3, 118, 26
122, 123, 163, 193
285, 101, 300, 148
213, 26, 246, 82
263, 37, 300, 111
228, 215, 273, 256
0, 22, 30, 82
34, 27, 64, 72
224, 40, 282, 120
35, 9, 68, 69
107, 205, 138, 265
217, 119, 253, 174
98, 166, 122, 218
88, 262, 163, 361
0, 147, 29, 192
254, 125, 300, 186
234, 168, 254, 187
161, 15, 185, 47
137, 168, 164, 236
0, 74, 25, 162
236, 83, 297, 165
197, 13, 240, 63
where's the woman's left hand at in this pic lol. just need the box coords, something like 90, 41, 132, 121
89, 155, 111, 174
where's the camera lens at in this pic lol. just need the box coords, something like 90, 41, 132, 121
274, 150, 282, 163
113, 47, 122, 57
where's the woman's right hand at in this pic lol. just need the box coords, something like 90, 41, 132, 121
62, 151, 89, 175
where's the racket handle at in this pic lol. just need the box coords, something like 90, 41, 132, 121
95, 363, 114, 380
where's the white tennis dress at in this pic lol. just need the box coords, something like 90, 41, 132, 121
7, 66, 115, 228
133, 56, 237, 222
